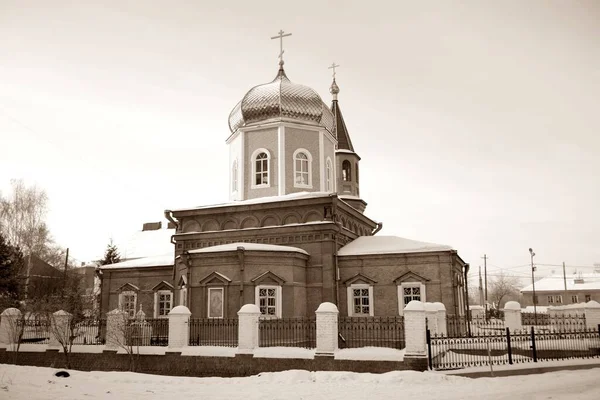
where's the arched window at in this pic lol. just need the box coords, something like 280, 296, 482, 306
252, 149, 270, 187
326, 158, 333, 192
232, 160, 238, 192
293, 149, 312, 188
342, 160, 351, 181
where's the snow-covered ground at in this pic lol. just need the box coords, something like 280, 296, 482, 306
1, 364, 599, 400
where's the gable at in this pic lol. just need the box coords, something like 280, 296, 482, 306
393, 270, 430, 284
251, 271, 285, 285
343, 273, 377, 286
199, 271, 232, 286
116, 282, 140, 292
151, 280, 175, 291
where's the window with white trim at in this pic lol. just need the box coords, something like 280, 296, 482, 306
398, 282, 426, 315
293, 149, 312, 188
232, 160, 238, 192
342, 160, 351, 181
255, 285, 281, 318
326, 158, 332, 192
208, 287, 224, 318
119, 291, 137, 318
253, 151, 270, 187
154, 290, 172, 318
548, 295, 563, 304
347, 284, 374, 316
571, 295, 579, 303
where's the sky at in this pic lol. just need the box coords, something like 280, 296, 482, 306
1, 0, 598, 285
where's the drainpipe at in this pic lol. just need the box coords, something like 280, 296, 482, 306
371, 222, 383, 235
237, 246, 245, 310
463, 263, 471, 337
331, 201, 340, 308
164, 210, 179, 230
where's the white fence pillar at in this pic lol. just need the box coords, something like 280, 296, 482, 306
49, 310, 72, 350
503, 301, 522, 331
424, 303, 438, 335
584, 301, 600, 329
0, 308, 22, 347
237, 304, 260, 355
434, 302, 447, 336
105, 308, 128, 350
404, 301, 427, 358
315, 302, 338, 357
168, 305, 191, 349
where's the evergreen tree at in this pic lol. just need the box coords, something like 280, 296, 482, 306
100, 239, 121, 265
0, 232, 24, 308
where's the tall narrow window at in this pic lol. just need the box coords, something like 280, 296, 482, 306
154, 290, 172, 318
355, 163, 359, 184
208, 288, 224, 318
326, 158, 333, 191
255, 285, 281, 318
293, 149, 312, 188
342, 160, 351, 181
347, 284, 373, 316
232, 160, 238, 192
119, 291, 137, 318
254, 152, 269, 186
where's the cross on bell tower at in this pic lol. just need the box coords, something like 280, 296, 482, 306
271, 29, 292, 67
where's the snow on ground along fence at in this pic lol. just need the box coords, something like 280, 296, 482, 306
189, 318, 238, 347
338, 316, 405, 349
259, 317, 316, 348
428, 324, 600, 370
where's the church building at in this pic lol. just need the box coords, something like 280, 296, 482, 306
98, 38, 469, 320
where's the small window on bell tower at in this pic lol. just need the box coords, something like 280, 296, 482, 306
342, 160, 351, 182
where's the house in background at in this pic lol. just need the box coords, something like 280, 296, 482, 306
98, 56, 470, 320
520, 271, 600, 307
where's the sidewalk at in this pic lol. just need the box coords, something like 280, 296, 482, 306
436, 358, 600, 378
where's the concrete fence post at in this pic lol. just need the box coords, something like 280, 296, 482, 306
433, 302, 447, 336
49, 310, 72, 349
168, 305, 191, 349
503, 301, 522, 332
584, 301, 600, 329
105, 308, 128, 350
237, 304, 261, 355
424, 303, 438, 335
315, 302, 339, 357
0, 308, 22, 347
403, 300, 427, 371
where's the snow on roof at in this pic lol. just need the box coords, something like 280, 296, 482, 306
335, 149, 357, 155
338, 236, 453, 257
521, 273, 600, 293
99, 253, 174, 269
188, 242, 308, 255
171, 191, 333, 212
117, 227, 175, 260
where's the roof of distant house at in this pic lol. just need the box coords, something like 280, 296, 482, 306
521, 273, 600, 292
117, 225, 175, 260
98, 253, 173, 269
338, 236, 453, 256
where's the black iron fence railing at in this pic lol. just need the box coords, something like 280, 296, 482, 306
259, 317, 316, 348
18, 318, 51, 344
189, 318, 238, 347
521, 313, 586, 331
17, 318, 107, 345
428, 325, 600, 370
72, 319, 106, 345
338, 316, 405, 349
126, 318, 169, 346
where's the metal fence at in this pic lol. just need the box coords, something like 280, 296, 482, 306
259, 317, 316, 348
72, 319, 106, 345
338, 316, 405, 349
126, 318, 169, 346
428, 325, 600, 370
189, 318, 238, 347
17, 318, 106, 345
19, 318, 51, 344
522, 313, 586, 331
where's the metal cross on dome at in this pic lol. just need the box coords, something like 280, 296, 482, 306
271, 29, 292, 64
329, 62, 340, 78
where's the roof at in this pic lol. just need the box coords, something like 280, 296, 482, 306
521, 273, 600, 292
188, 242, 308, 256
117, 227, 175, 260
338, 236, 453, 256
330, 98, 354, 152
171, 191, 334, 212
99, 253, 174, 269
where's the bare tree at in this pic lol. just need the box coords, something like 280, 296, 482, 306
105, 310, 141, 371
488, 272, 521, 310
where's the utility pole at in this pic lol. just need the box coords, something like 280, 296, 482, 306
562, 261, 568, 303
482, 254, 488, 319
478, 266, 484, 307
63, 248, 69, 296
529, 248, 537, 325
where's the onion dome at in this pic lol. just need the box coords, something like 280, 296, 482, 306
228, 66, 335, 134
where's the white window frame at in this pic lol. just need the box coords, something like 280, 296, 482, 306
251, 148, 271, 188
255, 285, 282, 318
119, 290, 137, 319
347, 284, 374, 317
326, 157, 333, 192
571, 295, 579, 304
154, 290, 173, 318
555, 295, 563, 304
207, 287, 224, 319
232, 159, 238, 193
398, 282, 426, 315
293, 148, 312, 188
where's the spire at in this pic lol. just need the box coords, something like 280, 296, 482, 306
328, 64, 354, 151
